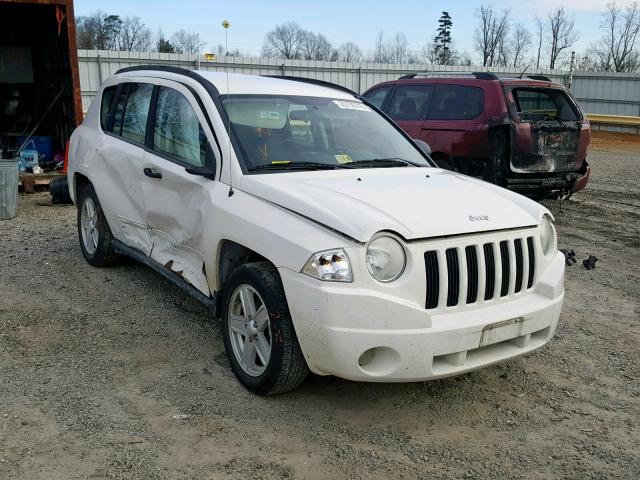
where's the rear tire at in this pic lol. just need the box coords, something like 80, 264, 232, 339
77, 184, 121, 267
221, 261, 309, 395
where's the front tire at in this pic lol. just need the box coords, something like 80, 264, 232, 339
77, 184, 120, 267
221, 262, 309, 395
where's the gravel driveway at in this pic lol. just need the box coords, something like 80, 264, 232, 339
1, 140, 638, 479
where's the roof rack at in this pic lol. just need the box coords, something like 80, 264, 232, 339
397, 71, 499, 81
262, 75, 358, 96
527, 75, 552, 82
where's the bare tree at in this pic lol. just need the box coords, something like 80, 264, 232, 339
371, 31, 410, 63
262, 22, 306, 59
372, 31, 388, 62
117, 16, 151, 52
336, 42, 363, 62
510, 23, 532, 67
473, 5, 510, 67
171, 30, 206, 55
594, 2, 640, 72
76, 11, 122, 50
535, 17, 544, 69
388, 33, 410, 63
301, 32, 333, 60
546, 7, 579, 69
216, 44, 244, 58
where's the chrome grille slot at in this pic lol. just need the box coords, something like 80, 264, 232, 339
423, 232, 538, 310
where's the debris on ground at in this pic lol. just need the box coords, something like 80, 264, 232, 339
560, 249, 578, 266
583, 255, 598, 270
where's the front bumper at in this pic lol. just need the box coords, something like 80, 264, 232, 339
279, 251, 565, 382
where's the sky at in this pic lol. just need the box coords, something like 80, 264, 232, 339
74, 0, 627, 62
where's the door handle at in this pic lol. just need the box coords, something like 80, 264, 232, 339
143, 168, 162, 179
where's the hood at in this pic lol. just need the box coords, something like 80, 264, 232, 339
238, 168, 545, 242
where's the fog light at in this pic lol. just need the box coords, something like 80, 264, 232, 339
357, 347, 400, 376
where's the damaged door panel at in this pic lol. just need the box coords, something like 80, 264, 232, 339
149, 229, 210, 295
507, 87, 588, 175
140, 152, 211, 296
139, 81, 219, 296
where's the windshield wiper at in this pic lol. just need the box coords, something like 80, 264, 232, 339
342, 157, 420, 168
249, 162, 346, 172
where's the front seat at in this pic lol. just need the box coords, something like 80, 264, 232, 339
398, 98, 418, 120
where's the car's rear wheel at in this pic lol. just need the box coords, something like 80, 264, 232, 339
77, 184, 120, 267
221, 262, 309, 395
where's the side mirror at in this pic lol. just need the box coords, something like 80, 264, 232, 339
414, 139, 431, 156
185, 165, 216, 180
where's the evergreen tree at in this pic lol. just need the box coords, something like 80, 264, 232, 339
434, 12, 453, 64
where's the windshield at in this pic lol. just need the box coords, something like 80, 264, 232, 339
222, 95, 431, 172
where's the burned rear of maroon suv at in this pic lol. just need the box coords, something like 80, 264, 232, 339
500, 79, 591, 198
364, 74, 591, 199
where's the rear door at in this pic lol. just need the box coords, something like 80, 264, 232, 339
384, 84, 433, 138
139, 80, 220, 295
96, 81, 155, 255
418, 84, 486, 159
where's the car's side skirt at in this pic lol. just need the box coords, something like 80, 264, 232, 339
112, 239, 217, 314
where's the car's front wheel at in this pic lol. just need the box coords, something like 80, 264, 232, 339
77, 184, 120, 267
221, 262, 309, 395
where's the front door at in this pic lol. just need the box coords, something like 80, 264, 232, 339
139, 81, 220, 295
384, 84, 433, 138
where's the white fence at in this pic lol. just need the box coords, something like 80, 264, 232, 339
78, 50, 640, 133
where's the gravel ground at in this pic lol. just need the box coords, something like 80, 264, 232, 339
1, 140, 638, 479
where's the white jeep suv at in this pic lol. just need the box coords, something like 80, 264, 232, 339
68, 66, 565, 395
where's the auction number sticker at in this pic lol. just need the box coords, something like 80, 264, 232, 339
333, 100, 372, 112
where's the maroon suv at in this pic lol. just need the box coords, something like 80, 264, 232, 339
364, 72, 591, 199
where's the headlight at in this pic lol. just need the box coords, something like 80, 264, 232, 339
302, 249, 352, 282
365, 234, 406, 282
540, 215, 557, 257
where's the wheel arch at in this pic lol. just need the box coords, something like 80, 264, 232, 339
73, 172, 91, 201
216, 239, 270, 293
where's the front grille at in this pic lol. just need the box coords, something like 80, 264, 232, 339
445, 248, 460, 307
424, 233, 537, 310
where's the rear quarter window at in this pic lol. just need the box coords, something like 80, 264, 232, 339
428, 84, 484, 120
100, 86, 117, 131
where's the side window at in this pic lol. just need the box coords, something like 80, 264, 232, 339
100, 86, 117, 131
387, 85, 433, 121
428, 85, 484, 120
153, 87, 209, 167
364, 87, 391, 109
120, 83, 153, 144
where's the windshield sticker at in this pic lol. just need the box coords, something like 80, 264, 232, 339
335, 154, 353, 164
333, 100, 372, 112
260, 111, 280, 120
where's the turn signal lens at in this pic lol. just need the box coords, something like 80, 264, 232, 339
302, 249, 352, 282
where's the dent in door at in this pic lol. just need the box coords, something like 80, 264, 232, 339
149, 229, 209, 295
